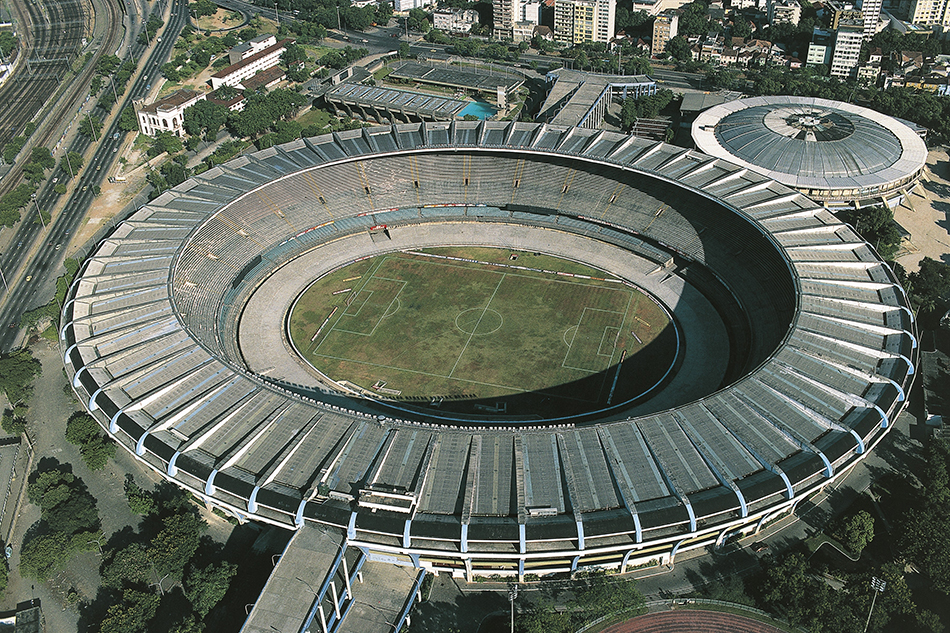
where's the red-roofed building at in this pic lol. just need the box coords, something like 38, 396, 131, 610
210, 39, 294, 90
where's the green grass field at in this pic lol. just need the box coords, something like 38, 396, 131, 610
288, 247, 678, 417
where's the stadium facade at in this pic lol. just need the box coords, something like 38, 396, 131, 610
692, 96, 927, 211
62, 121, 915, 580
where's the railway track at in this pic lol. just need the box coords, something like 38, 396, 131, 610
0, 0, 122, 197
0, 0, 191, 351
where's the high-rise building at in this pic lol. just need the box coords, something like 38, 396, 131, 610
494, 0, 520, 40
830, 17, 864, 77
651, 11, 678, 57
908, 0, 950, 25
767, 0, 802, 25
806, 28, 834, 66
858, 0, 883, 38
553, 0, 615, 44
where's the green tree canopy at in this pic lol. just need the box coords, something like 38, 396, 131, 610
184, 561, 238, 616
837, 206, 902, 261
836, 510, 875, 556
149, 512, 207, 579
0, 350, 42, 405
29, 147, 55, 170
98, 589, 161, 633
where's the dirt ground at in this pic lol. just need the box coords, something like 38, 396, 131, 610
894, 146, 950, 272
0, 343, 245, 632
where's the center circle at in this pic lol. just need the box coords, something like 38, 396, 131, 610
455, 308, 503, 336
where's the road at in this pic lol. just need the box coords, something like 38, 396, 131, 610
0, 0, 192, 352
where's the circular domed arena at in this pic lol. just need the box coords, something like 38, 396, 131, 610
61, 121, 915, 579
692, 96, 927, 211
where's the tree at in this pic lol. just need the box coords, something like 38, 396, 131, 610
149, 512, 207, 579
407, 8, 430, 32
124, 477, 156, 515
838, 206, 902, 261
80, 115, 103, 140
193, 0, 217, 17
732, 18, 752, 39
118, 106, 138, 133
20, 531, 75, 580
29, 147, 55, 170
65, 412, 99, 445
150, 131, 184, 156
756, 552, 816, 625
98, 589, 161, 633
0, 350, 42, 405
100, 543, 152, 588
27, 470, 77, 511
183, 100, 229, 139
0, 32, 16, 58
836, 510, 875, 556
282, 43, 307, 66
623, 56, 652, 75
66, 151, 84, 173
22, 162, 46, 184
907, 258, 950, 315
666, 35, 692, 61
573, 570, 645, 618
43, 491, 101, 534
184, 561, 237, 616
169, 616, 204, 633
80, 434, 117, 470
20, 529, 99, 581
1, 408, 26, 435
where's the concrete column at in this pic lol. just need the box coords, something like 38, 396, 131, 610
330, 581, 341, 619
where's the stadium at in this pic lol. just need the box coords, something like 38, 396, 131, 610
692, 96, 928, 211
61, 121, 915, 581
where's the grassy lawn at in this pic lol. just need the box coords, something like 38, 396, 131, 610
297, 108, 333, 129
288, 247, 677, 416
373, 66, 393, 80
302, 44, 334, 59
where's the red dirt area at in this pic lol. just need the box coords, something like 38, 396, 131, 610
602, 610, 787, 633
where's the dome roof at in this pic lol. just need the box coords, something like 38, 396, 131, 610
692, 96, 927, 198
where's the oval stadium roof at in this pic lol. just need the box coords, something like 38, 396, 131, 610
62, 121, 915, 577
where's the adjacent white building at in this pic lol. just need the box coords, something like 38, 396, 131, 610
908, 0, 950, 25
135, 89, 206, 137
651, 11, 678, 57
553, 0, 615, 44
433, 8, 480, 32
210, 38, 293, 90
830, 19, 863, 78
226, 33, 278, 65
767, 0, 802, 25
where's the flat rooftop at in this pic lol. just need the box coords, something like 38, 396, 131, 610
325, 82, 469, 119
388, 60, 524, 93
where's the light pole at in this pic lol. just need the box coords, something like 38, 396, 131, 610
507, 582, 519, 633
30, 194, 45, 228
85, 111, 99, 142
63, 150, 74, 178
0, 258, 8, 292
864, 576, 886, 633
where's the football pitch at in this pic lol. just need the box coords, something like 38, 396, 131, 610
287, 247, 678, 416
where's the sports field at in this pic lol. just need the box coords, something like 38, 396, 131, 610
287, 247, 678, 417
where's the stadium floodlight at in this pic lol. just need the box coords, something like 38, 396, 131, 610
864, 576, 886, 633
508, 582, 519, 633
